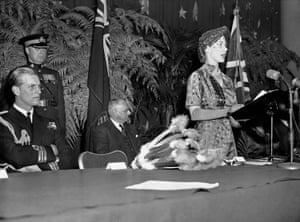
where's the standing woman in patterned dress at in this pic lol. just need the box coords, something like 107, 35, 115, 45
185, 26, 243, 167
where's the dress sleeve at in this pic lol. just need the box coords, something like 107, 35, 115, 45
185, 71, 203, 109
222, 73, 237, 106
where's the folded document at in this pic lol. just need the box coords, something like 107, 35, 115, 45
125, 180, 219, 191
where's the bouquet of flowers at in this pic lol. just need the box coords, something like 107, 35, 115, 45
131, 115, 224, 170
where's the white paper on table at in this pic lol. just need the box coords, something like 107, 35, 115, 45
18, 165, 42, 172
125, 180, 219, 191
244, 156, 285, 166
245, 160, 273, 166
106, 162, 127, 170
0, 169, 8, 179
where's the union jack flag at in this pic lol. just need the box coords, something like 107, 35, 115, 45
226, 6, 251, 104
85, 0, 110, 151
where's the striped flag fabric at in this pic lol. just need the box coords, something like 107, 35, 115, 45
226, 6, 251, 104
84, 0, 110, 151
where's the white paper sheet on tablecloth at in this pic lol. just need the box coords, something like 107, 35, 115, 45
125, 180, 219, 191
0, 169, 8, 179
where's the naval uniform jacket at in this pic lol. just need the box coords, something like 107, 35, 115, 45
22, 63, 66, 135
91, 119, 141, 163
0, 107, 70, 171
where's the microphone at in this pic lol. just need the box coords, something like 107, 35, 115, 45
266, 69, 281, 80
293, 88, 299, 104
292, 79, 300, 103
292, 78, 300, 88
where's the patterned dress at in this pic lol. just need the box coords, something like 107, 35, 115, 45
186, 64, 237, 164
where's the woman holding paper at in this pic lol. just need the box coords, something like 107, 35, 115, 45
185, 26, 242, 167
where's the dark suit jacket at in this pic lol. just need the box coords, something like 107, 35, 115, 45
0, 107, 71, 170
91, 119, 141, 163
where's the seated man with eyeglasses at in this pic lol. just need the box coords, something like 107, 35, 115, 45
91, 99, 141, 164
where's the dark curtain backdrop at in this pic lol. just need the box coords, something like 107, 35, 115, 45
62, 0, 280, 40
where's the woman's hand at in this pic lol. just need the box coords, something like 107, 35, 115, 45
227, 104, 244, 128
229, 116, 241, 128
228, 104, 244, 114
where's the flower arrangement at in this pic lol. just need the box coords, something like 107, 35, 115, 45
131, 115, 226, 170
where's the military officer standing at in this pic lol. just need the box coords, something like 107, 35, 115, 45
18, 34, 66, 135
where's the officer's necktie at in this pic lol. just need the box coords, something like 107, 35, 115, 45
27, 112, 32, 124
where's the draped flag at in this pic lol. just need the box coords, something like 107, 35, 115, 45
85, 0, 110, 151
226, 6, 251, 104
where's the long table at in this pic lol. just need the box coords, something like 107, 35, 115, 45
1, 164, 300, 222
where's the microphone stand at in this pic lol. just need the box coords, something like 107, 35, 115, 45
278, 78, 300, 170
266, 101, 277, 162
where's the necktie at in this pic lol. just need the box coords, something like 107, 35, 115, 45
27, 112, 32, 124
119, 124, 126, 135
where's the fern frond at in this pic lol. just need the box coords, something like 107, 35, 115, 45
30, 19, 51, 34
0, 14, 26, 40
59, 12, 92, 30
51, 2, 70, 17
72, 6, 95, 22
111, 31, 165, 99
112, 8, 169, 47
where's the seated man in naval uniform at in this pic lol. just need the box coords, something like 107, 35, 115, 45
0, 67, 71, 172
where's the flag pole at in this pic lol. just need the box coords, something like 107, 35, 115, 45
234, 2, 244, 103
85, 0, 111, 151
226, 0, 250, 104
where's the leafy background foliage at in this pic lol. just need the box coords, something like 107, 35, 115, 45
110, 8, 168, 102
0, 0, 93, 150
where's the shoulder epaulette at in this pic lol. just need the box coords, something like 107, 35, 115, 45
0, 116, 30, 144
0, 110, 8, 115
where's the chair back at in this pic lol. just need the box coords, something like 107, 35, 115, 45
78, 150, 128, 169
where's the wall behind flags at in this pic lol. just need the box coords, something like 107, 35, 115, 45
64, 0, 280, 40
62, 0, 300, 57
149, 0, 280, 40
281, 0, 300, 58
